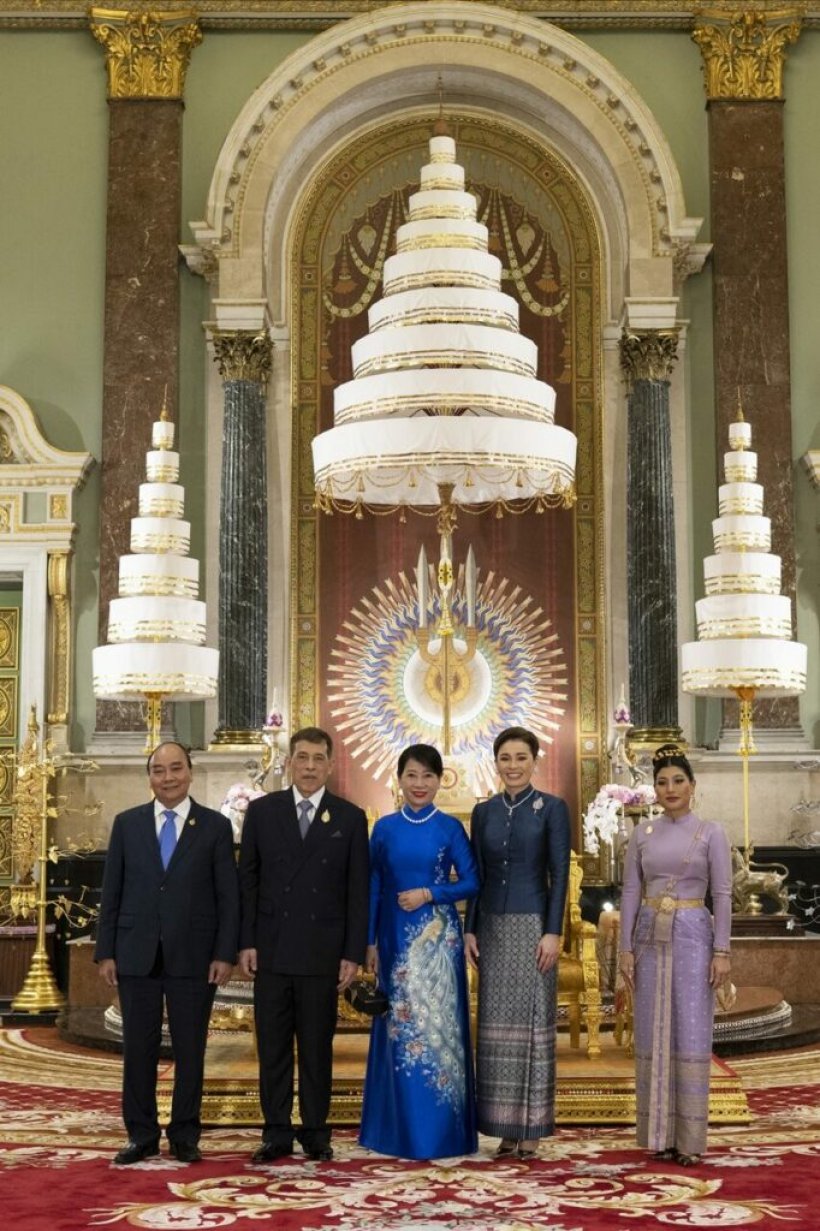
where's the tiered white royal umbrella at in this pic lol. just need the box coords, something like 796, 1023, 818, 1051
93, 407, 218, 747
682, 410, 806, 873
312, 122, 577, 516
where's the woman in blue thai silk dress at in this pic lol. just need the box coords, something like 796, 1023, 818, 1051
618, 745, 733, 1166
464, 727, 571, 1160
359, 743, 479, 1160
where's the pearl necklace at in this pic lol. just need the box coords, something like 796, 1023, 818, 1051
401, 805, 439, 825
503, 786, 536, 817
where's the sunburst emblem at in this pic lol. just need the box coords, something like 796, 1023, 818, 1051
327, 570, 567, 792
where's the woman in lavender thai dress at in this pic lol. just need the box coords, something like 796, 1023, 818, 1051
359, 744, 479, 1160
618, 745, 732, 1165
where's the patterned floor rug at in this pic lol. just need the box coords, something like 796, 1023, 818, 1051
2, 1027, 819, 1231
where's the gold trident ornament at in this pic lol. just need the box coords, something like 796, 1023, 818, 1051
414, 484, 478, 755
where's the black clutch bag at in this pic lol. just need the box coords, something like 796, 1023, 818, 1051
344, 978, 389, 1017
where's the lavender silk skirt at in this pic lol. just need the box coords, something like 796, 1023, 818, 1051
633, 904, 715, 1156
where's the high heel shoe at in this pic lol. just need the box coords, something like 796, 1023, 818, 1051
495, 1139, 518, 1158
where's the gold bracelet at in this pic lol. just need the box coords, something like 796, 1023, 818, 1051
713, 949, 731, 957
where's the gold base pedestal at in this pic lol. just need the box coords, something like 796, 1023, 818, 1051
159, 1028, 749, 1128
11, 948, 66, 1014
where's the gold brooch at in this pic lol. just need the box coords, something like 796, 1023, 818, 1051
646, 824, 653, 834
321, 810, 331, 824
188, 818, 196, 827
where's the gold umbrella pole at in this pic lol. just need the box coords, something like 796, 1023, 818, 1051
12, 711, 65, 1013
733, 684, 762, 916
144, 691, 164, 753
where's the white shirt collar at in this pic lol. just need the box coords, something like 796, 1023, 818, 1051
154, 796, 191, 837
292, 785, 325, 813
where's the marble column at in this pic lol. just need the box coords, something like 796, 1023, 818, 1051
210, 331, 272, 744
89, 7, 201, 739
693, 9, 803, 737
620, 330, 682, 746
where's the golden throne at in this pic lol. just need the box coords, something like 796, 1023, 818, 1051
557, 850, 602, 1059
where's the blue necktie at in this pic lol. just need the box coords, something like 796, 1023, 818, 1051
298, 799, 313, 840
159, 809, 178, 869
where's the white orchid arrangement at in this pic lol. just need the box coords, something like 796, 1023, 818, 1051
221, 783, 266, 842
582, 783, 656, 855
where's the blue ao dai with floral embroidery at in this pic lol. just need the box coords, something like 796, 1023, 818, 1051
359, 805, 479, 1159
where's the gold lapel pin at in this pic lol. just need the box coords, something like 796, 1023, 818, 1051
321, 810, 331, 824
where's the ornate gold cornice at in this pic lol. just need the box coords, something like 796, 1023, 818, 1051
89, 7, 202, 99
6, 3, 820, 33
211, 330, 273, 383
692, 9, 802, 100
619, 329, 680, 383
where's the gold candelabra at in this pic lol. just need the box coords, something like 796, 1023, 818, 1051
8, 707, 98, 1013
414, 485, 478, 755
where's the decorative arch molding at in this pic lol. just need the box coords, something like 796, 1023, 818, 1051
187, 1, 706, 327
0, 386, 94, 752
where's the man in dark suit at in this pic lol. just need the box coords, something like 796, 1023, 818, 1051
239, 726, 369, 1162
96, 742, 239, 1165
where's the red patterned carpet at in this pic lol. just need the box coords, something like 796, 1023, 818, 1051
2, 1027, 819, 1230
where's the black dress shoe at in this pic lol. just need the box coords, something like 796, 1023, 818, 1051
169, 1141, 202, 1163
305, 1146, 333, 1162
252, 1141, 292, 1163
113, 1140, 160, 1166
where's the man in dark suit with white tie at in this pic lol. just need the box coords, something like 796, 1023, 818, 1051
239, 726, 369, 1162
96, 742, 239, 1165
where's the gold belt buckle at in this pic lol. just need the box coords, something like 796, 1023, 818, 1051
658, 895, 676, 914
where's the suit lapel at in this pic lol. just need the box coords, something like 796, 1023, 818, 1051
279, 791, 303, 855
302, 791, 335, 854
139, 804, 165, 875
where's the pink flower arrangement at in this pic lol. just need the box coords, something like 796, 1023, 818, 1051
221, 783, 265, 841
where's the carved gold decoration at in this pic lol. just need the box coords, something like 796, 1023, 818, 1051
619, 328, 680, 384
692, 9, 802, 100
0, 678, 16, 739
211, 330, 273, 384
47, 552, 71, 727
0, 429, 13, 462
0, 503, 12, 534
48, 494, 68, 520
89, 7, 202, 100
0, 607, 19, 669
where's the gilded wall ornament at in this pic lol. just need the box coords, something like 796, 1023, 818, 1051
89, 7, 202, 100
619, 329, 680, 384
692, 9, 802, 100
211, 330, 273, 384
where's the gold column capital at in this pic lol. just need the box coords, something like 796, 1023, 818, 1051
211, 330, 273, 384
619, 329, 680, 385
692, 9, 802, 101
89, 7, 202, 100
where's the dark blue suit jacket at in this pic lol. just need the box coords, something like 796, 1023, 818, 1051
95, 797, 239, 979
238, 788, 369, 977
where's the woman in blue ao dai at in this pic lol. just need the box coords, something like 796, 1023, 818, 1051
359, 743, 479, 1160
